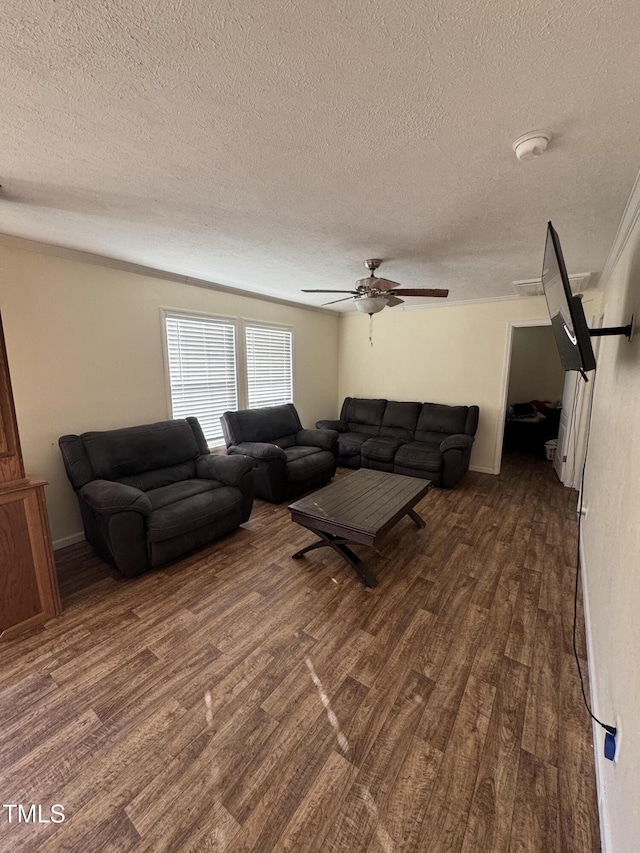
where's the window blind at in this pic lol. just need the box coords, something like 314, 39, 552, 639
165, 313, 238, 445
245, 325, 293, 409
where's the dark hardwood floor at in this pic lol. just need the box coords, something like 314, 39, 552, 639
0, 453, 600, 852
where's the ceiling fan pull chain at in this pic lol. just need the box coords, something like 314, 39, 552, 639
369, 313, 374, 347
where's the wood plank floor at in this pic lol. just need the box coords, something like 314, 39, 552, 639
0, 452, 601, 852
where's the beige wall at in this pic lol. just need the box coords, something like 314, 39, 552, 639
506, 325, 565, 406
337, 297, 556, 473
581, 218, 640, 851
0, 244, 339, 546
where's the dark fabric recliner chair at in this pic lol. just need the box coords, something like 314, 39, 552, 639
59, 418, 254, 577
220, 403, 338, 503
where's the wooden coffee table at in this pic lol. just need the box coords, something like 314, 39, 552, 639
288, 468, 432, 588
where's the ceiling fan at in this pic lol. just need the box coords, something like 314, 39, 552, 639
301, 259, 449, 314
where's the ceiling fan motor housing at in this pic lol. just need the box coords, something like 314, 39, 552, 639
356, 278, 381, 292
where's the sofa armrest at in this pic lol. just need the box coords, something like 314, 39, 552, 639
197, 454, 254, 486
79, 480, 152, 516
316, 419, 348, 433
228, 442, 287, 461
439, 434, 474, 453
296, 428, 339, 450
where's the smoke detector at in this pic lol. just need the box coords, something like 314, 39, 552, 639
512, 131, 551, 161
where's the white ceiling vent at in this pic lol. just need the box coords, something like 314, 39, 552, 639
512, 278, 544, 297
512, 273, 592, 298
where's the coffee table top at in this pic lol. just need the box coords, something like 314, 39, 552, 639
288, 468, 432, 545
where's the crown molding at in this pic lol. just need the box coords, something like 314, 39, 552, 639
394, 293, 527, 310
598, 167, 640, 287
0, 233, 335, 317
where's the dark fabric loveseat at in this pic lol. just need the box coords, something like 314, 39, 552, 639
220, 403, 338, 503
59, 418, 254, 577
317, 397, 479, 487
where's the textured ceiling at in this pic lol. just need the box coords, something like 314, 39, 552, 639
2, 0, 640, 310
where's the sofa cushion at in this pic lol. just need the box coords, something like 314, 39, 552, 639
379, 401, 422, 441
415, 430, 446, 447
119, 460, 197, 492
339, 432, 370, 456
284, 446, 321, 463
394, 441, 443, 471
221, 404, 302, 445
147, 487, 242, 542
343, 398, 387, 436
146, 479, 223, 511
361, 437, 405, 464
287, 450, 335, 483
82, 420, 201, 480
415, 403, 470, 440
273, 433, 298, 449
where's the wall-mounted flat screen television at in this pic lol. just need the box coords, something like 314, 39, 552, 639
542, 222, 596, 376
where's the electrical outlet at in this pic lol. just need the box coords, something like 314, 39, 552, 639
605, 731, 616, 760
602, 717, 621, 762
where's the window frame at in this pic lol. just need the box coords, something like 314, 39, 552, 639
161, 308, 295, 448
240, 317, 295, 411
160, 307, 241, 448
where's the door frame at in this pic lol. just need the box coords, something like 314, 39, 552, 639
493, 318, 552, 476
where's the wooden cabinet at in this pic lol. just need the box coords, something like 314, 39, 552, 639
0, 316, 61, 640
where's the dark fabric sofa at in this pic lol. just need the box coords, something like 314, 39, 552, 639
59, 418, 254, 577
317, 397, 479, 487
220, 403, 338, 503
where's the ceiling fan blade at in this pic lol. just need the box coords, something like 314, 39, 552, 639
322, 296, 356, 306
301, 289, 359, 294
389, 288, 449, 298
383, 295, 404, 307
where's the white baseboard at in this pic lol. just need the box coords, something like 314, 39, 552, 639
579, 524, 609, 853
469, 464, 497, 475
52, 531, 85, 551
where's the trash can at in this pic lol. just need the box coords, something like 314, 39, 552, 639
544, 439, 557, 461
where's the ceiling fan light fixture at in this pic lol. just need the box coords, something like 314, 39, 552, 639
355, 296, 386, 314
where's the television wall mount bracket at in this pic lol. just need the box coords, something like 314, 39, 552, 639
589, 313, 634, 342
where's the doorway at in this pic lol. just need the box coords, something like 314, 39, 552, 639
498, 322, 565, 471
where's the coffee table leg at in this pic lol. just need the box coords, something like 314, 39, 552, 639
334, 542, 378, 588
292, 531, 378, 588
407, 509, 426, 529
292, 538, 334, 558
